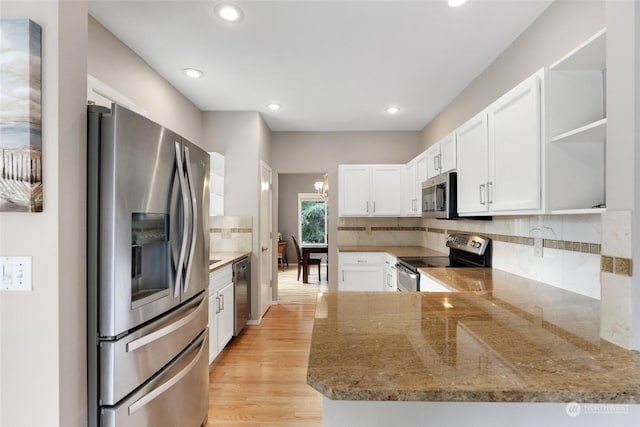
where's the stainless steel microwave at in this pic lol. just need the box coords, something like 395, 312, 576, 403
422, 172, 457, 219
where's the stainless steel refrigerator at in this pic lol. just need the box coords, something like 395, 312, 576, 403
87, 103, 209, 427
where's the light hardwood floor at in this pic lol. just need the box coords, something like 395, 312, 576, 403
206, 265, 326, 426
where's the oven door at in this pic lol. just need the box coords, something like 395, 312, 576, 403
396, 263, 418, 292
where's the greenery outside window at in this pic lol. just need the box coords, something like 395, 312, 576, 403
298, 193, 327, 244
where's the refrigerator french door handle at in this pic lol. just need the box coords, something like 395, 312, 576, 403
127, 333, 206, 415
183, 146, 198, 294
125, 295, 205, 353
174, 141, 190, 298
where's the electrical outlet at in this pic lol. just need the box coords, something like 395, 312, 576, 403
534, 238, 543, 258
1, 257, 32, 291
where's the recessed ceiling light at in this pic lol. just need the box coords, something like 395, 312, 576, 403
448, 0, 467, 7
183, 68, 203, 78
385, 106, 400, 114
214, 3, 244, 22
267, 103, 282, 111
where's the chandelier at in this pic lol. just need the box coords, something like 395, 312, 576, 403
314, 173, 329, 199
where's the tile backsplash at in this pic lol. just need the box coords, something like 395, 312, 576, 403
209, 215, 252, 252
338, 214, 603, 299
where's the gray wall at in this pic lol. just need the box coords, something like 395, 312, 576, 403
201, 112, 272, 320
421, 0, 606, 148
278, 173, 326, 264
88, 16, 203, 144
0, 1, 88, 426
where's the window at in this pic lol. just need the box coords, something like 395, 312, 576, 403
298, 193, 327, 244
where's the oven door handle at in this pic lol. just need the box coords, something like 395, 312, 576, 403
396, 263, 418, 278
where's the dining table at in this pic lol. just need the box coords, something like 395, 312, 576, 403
301, 243, 328, 283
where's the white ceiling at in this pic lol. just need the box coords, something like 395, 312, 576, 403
88, 0, 553, 132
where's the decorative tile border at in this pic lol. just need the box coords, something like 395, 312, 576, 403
337, 226, 425, 231
424, 228, 601, 255
371, 226, 424, 231
601, 256, 632, 277
209, 227, 252, 233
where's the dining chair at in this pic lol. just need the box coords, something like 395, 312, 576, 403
291, 235, 321, 282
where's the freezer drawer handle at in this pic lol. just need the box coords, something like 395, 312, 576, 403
126, 297, 204, 353
128, 334, 206, 415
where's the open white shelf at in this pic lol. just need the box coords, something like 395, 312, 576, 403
549, 28, 606, 71
551, 118, 607, 143
550, 208, 606, 215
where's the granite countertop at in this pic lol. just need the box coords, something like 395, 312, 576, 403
338, 245, 446, 258
209, 251, 251, 272
307, 268, 640, 403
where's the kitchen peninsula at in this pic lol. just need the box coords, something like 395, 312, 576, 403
307, 268, 640, 426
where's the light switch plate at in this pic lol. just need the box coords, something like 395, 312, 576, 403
1, 257, 32, 291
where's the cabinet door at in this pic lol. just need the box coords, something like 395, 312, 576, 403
208, 291, 218, 363
439, 133, 457, 174
339, 165, 370, 216
425, 144, 441, 179
488, 75, 541, 212
340, 266, 384, 291
216, 282, 234, 353
371, 165, 402, 216
403, 160, 418, 215
457, 112, 489, 215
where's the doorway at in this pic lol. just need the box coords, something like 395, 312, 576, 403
276, 173, 328, 304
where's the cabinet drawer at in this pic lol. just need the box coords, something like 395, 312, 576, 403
209, 264, 232, 290
339, 252, 384, 266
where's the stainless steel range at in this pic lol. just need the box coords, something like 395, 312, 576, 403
396, 233, 491, 292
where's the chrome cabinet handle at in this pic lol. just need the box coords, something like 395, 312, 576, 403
433, 156, 438, 170
479, 184, 486, 206
215, 296, 220, 314
366, 201, 369, 213
373, 201, 376, 212
219, 294, 224, 311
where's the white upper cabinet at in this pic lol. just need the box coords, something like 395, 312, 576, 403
370, 165, 403, 216
402, 152, 427, 216
457, 69, 543, 216
339, 165, 370, 216
339, 164, 402, 217
426, 133, 457, 179
457, 112, 489, 215
546, 28, 606, 213
209, 152, 224, 216
439, 133, 457, 174
488, 71, 542, 213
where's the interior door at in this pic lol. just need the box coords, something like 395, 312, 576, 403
259, 161, 273, 319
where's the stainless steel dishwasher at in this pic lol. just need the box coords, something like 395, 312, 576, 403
232, 256, 250, 335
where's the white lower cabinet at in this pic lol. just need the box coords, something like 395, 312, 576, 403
208, 265, 235, 364
338, 252, 394, 292
384, 254, 397, 291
